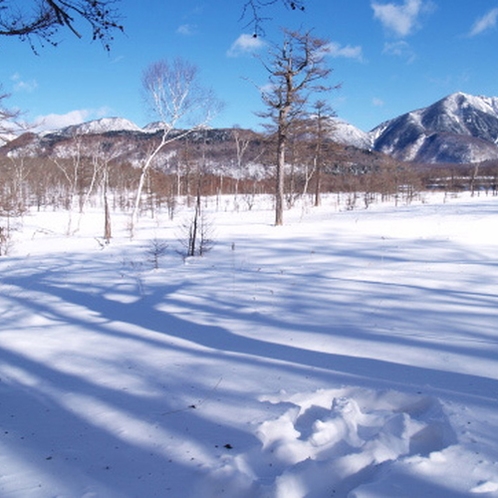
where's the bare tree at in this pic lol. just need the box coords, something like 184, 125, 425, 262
469, 162, 480, 197
0, 0, 123, 51
231, 127, 262, 205
179, 189, 214, 258
129, 57, 221, 237
6, 156, 30, 210
89, 140, 122, 243
258, 29, 334, 225
0, 90, 25, 143
310, 100, 335, 207
52, 139, 83, 234
0, 1, 307, 52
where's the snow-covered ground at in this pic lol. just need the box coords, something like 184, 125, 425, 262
1, 192, 498, 497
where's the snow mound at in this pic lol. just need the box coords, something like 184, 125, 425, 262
256, 388, 455, 497
200, 386, 498, 498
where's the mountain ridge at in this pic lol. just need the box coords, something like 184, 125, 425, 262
370, 92, 498, 163
6, 92, 498, 165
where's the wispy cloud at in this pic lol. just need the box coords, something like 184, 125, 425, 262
468, 8, 498, 36
372, 97, 385, 107
227, 34, 266, 57
110, 55, 125, 64
33, 108, 110, 132
383, 40, 417, 62
326, 42, 364, 61
176, 24, 197, 36
371, 0, 432, 37
11, 73, 38, 93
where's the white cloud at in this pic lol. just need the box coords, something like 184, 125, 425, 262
33, 108, 110, 132
383, 40, 416, 62
372, 97, 385, 107
326, 42, 364, 61
227, 34, 266, 57
110, 55, 125, 64
469, 8, 498, 37
371, 0, 431, 37
177, 24, 196, 36
11, 73, 38, 93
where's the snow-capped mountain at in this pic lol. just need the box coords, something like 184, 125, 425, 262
53, 117, 143, 137
329, 118, 372, 150
142, 121, 171, 133
6, 92, 498, 165
371, 92, 498, 163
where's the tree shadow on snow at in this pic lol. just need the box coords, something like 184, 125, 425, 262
1, 233, 497, 495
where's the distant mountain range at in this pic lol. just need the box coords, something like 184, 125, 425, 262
5, 92, 498, 165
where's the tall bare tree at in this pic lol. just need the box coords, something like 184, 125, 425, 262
0, 0, 123, 51
310, 100, 335, 207
89, 140, 121, 243
258, 29, 334, 225
130, 57, 221, 237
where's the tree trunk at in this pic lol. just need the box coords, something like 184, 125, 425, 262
130, 131, 170, 238
314, 139, 322, 207
314, 165, 321, 207
103, 167, 112, 243
104, 195, 111, 243
275, 132, 285, 226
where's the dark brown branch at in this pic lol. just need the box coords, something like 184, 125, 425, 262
0, 0, 123, 51
241, 0, 305, 36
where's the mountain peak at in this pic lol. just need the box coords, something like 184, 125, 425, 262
329, 118, 372, 149
7, 92, 498, 165
371, 92, 498, 163
54, 117, 142, 137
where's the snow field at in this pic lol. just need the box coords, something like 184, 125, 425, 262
0, 192, 498, 497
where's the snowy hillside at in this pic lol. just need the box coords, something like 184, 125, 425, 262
8, 92, 498, 166
7, 91, 498, 167
330, 118, 372, 149
371, 92, 498, 163
53, 117, 143, 137
142, 121, 171, 133
1, 193, 498, 497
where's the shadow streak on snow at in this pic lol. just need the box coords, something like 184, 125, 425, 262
0, 349, 206, 497
0, 226, 497, 496
0, 259, 261, 497
3, 242, 498, 402
220, 233, 498, 354
0, 341, 257, 497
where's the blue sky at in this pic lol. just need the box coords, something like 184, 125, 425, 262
2, 0, 498, 133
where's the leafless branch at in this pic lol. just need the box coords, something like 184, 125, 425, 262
0, 0, 123, 51
241, 0, 305, 36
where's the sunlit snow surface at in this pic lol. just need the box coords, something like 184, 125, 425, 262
1, 192, 498, 497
